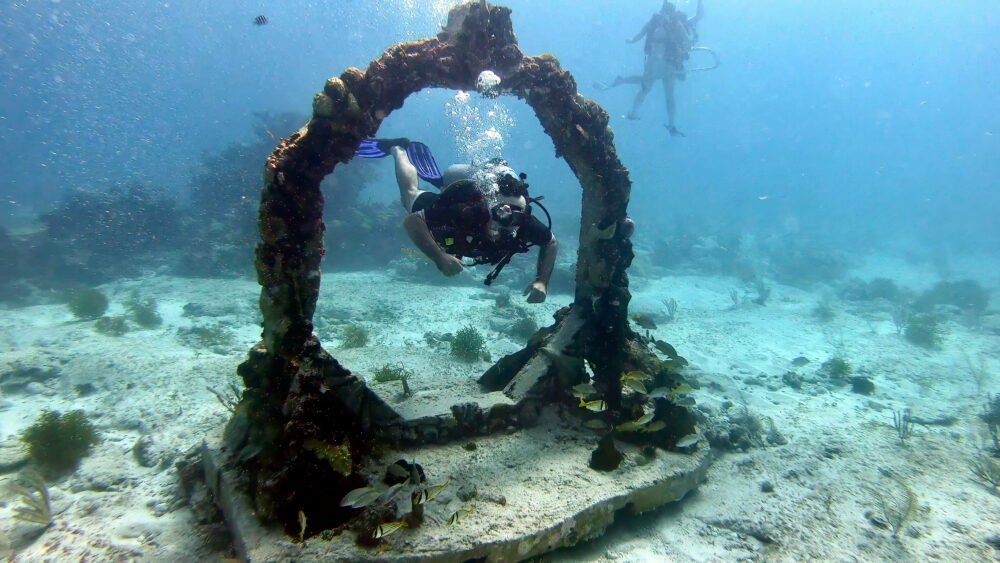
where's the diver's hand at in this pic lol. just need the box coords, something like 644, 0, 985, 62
524, 281, 548, 304
666, 125, 687, 137
435, 254, 464, 277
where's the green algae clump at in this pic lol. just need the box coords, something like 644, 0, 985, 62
94, 315, 129, 337
125, 292, 163, 328
821, 357, 852, 381
21, 410, 99, 477
341, 324, 369, 348
67, 288, 109, 320
451, 326, 487, 362
904, 314, 946, 349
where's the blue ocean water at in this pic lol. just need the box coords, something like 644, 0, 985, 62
1, 1, 999, 560
3, 0, 998, 248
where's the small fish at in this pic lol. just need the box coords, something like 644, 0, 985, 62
620, 370, 646, 382
579, 398, 608, 412
253, 15, 269, 26
671, 383, 693, 398
374, 520, 408, 539
265, 130, 276, 140
340, 485, 383, 508
616, 412, 655, 432
571, 382, 597, 399
623, 379, 647, 394
640, 420, 666, 433
413, 480, 450, 505
583, 419, 609, 431
676, 433, 700, 448
654, 340, 679, 358
635, 412, 655, 426
615, 420, 643, 433
647, 387, 670, 399
448, 507, 475, 525
620, 371, 649, 394
674, 396, 696, 407
386, 462, 411, 480
297, 510, 307, 543
631, 313, 657, 330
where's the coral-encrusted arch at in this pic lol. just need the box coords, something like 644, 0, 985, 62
227, 1, 641, 534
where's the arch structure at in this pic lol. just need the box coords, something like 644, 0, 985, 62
221, 1, 693, 536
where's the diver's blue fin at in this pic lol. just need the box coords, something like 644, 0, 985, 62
406, 142, 443, 188
355, 137, 410, 158
355, 139, 390, 158
355, 138, 443, 188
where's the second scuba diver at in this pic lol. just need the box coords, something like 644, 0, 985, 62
597, 0, 706, 136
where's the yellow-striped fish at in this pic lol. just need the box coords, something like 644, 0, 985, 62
615, 411, 656, 432
620, 371, 649, 394
571, 382, 598, 398
448, 507, 475, 525
412, 480, 450, 505
640, 420, 666, 433
374, 520, 408, 539
620, 370, 647, 382
579, 398, 608, 412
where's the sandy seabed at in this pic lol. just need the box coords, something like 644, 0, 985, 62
1, 252, 998, 562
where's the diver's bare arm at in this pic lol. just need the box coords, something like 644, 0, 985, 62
535, 236, 558, 287
690, 0, 704, 27
403, 213, 462, 275
628, 21, 650, 44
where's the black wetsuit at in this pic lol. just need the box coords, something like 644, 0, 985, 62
412, 181, 552, 264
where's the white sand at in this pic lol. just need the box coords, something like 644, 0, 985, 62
0, 253, 998, 561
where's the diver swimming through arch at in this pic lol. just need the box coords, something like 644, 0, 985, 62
355, 138, 558, 293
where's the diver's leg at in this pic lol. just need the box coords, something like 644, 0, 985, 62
627, 58, 657, 119
615, 75, 644, 86
392, 146, 425, 211
627, 78, 653, 119
663, 74, 686, 136
628, 85, 653, 119
595, 75, 641, 92
663, 75, 677, 130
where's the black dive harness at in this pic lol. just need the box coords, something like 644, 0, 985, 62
479, 196, 552, 286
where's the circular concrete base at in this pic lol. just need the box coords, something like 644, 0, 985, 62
202, 412, 712, 562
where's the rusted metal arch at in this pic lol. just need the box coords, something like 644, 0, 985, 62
229, 1, 640, 532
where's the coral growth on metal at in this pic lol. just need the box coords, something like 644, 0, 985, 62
230, 1, 639, 533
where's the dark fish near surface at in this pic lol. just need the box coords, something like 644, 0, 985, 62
253, 15, 269, 26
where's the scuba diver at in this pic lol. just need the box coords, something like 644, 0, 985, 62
596, 0, 710, 137
355, 138, 558, 304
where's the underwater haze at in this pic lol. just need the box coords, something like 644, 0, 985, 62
3, 0, 999, 248
1, 0, 999, 560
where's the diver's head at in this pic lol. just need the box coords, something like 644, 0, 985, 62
489, 163, 530, 229
496, 168, 529, 199
661, 1, 677, 14
473, 158, 530, 197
